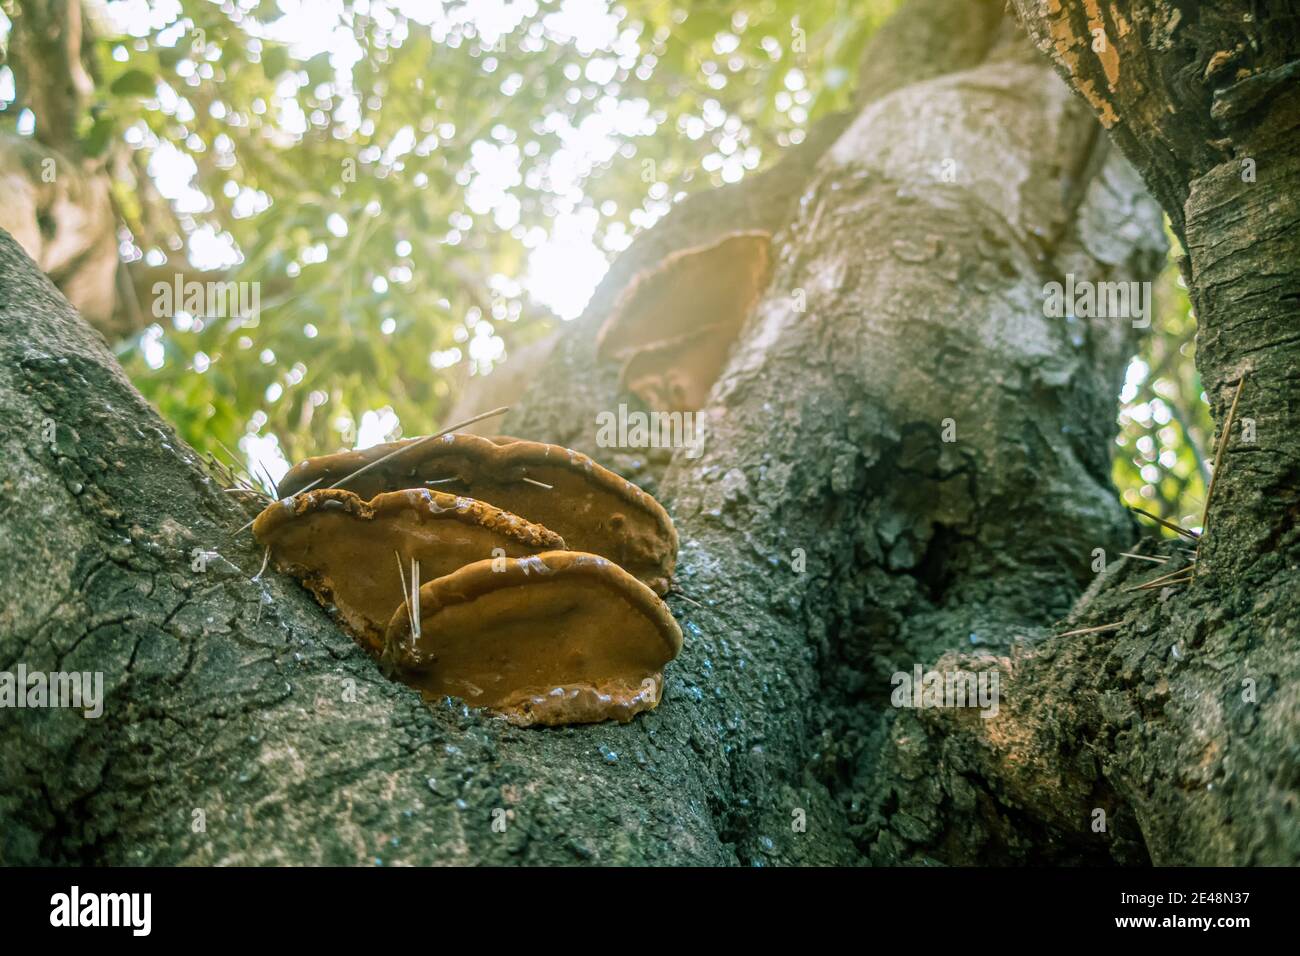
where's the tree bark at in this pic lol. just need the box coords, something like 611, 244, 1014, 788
7, 0, 1284, 867
874, 0, 1300, 864
508, 0, 1168, 865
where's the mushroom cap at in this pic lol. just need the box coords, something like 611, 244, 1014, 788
594, 230, 772, 410
384, 550, 683, 727
252, 487, 564, 650
276, 433, 678, 595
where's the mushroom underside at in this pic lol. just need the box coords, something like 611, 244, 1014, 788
619, 322, 741, 413
595, 230, 772, 412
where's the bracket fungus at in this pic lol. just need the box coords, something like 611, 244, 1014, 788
262, 431, 684, 726
266, 426, 691, 723
276, 432, 677, 595
383, 551, 683, 727
595, 230, 772, 412
252, 488, 564, 650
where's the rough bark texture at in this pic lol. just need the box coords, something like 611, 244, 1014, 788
3, 0, 1288, 867
895, 0, 1300, 864
1013, 0, 1300, 574
512, 0, 1169, 865
0, 230, 750, 865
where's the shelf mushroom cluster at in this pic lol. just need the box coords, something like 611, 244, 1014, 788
596, 230, 772, 413
252, 433, 683, 727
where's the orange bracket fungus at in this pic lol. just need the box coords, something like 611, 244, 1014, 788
276, 432, 677, 595
262, 431, 683, 726
253, 488, 564, 650
595, 230, 772, 412
383, 551, 683, 727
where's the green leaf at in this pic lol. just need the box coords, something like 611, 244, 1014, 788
109, 69, 157, 97
262, 45, 291, 80
81, 113, 118, 156
304, 52, 333, 87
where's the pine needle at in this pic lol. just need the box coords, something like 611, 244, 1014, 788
1123, 565, 1194, 592
1200, 374, 1247, 533
252, 546, 271, 581
213, 438, 279, 499
213, 439, 255, 483
395, 550, 414, 637
1118, 551, 1168, 565
205, 451, 257, 494
1056, 620, 1127, 638
1129, 506, 1199, 541
292, 476, 325, 497
213, 438, 242, 464
229, 515, 258, 538
410, 557, 421, 645
227, 476, 324, 539
1132, 572, 1194, 592
252, 459, 281, 498
671, 588, 703, 608
328, 406, 510, 491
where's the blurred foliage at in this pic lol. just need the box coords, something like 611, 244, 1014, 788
1, 0, 1209, 523
1112, 232, 1212, 536
1, 0, 890, 476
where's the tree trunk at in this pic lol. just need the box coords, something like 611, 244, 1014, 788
3, 0, 1286, 866
507, 0, 1166, 865
879, 0, 1300, 864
